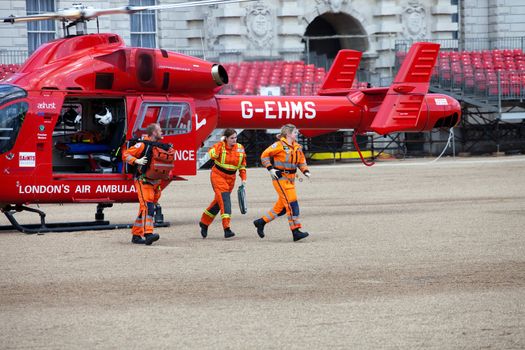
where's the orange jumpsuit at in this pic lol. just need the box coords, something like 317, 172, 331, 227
200, 141, 247, 229
260, 138, 309, 231
123, 136, 162, 237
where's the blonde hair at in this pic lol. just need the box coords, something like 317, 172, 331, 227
146, 123, 160, 136
277, 124, 296, 139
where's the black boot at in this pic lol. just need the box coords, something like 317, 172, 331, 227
253, 218, 266, 238
224, 228, 235, 238
144, 233, 160, 245
131, 235, 145, 244
199, 222, 208, 239
292, 228, 309, 242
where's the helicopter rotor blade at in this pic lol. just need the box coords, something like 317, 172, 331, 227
137, 0, 254, 11
3, 12, 73, 23
3, 0, 253, 24
85, 0, 254, 17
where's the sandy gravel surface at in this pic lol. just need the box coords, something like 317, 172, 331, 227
1, 156, 524, 349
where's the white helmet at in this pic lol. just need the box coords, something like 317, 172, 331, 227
95, 108, 112, 125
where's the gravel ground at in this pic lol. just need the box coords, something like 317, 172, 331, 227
1, 156, 524, 349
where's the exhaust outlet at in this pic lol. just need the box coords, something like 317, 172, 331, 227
211, 64, 228, 86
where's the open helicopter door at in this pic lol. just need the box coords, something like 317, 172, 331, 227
129, 96, 197, 176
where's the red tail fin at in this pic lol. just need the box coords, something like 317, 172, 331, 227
370, 42, 440, 135
317, 50, 362, 96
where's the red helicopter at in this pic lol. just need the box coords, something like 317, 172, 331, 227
0, 1, 461, 234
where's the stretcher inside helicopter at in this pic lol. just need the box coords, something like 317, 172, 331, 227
53, 97, 127, 174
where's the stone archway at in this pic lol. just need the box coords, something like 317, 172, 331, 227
304, 12, 368, 61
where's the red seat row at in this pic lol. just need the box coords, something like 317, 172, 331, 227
222, 60, 327, 95
397, 49, 525, 97
0, 63, 21, 80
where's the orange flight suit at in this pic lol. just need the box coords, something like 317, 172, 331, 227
200, 141, 247, 229
260, 138, 309, 231
123, 136, 162, 237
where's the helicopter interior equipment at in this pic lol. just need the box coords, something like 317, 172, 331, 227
0, 1, 461, 234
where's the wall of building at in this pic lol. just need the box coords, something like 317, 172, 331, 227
4, 0, 525, 79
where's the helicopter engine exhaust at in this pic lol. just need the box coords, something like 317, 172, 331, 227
211, 64, 228, 86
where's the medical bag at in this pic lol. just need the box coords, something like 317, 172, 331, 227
143, 144, 175, 180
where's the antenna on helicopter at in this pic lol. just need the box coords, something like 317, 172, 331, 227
3, 0, 254, 36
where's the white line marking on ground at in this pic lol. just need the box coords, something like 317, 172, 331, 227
311, 156, 525, 169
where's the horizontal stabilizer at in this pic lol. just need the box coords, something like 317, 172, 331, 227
370, 42, 440, 135
317, 50, 362, 96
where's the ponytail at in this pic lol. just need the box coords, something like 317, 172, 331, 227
221, 128, 237, 142
277, 124, 296, 139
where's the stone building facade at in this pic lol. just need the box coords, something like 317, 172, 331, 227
1, 0, 524, 79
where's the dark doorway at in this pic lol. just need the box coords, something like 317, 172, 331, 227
304, 12, 368, 65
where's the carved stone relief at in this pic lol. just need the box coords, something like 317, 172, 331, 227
245, 2, 274, 49
402, 0, 427, 39
204, 12, 219, 49
315, 0, 348, 13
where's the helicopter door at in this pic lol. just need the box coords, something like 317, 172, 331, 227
131, 98, 196, 176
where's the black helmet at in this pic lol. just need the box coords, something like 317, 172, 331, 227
63, 108, 81, 127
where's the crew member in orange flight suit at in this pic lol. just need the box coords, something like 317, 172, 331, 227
123, 123, 164, 245
199, 128, 247, 239
253, 124, 311, 242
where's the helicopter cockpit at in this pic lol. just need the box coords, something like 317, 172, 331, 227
0, 85, 28, 155
53, 97, 126, 173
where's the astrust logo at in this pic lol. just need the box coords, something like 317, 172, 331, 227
37, 102, 56, 110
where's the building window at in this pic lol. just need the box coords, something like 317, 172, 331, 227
26, 0, 56, 54
451, 13, 458, 23
130, 0, 157, 48
450, 0, 458, 4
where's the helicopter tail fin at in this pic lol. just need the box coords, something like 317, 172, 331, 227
317, 49, 362, 96
370, 42, 440, 135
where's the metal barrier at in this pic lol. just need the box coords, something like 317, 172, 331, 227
396, 37, 525, 52
164, 48, 306, 63
0, 50, 28, 64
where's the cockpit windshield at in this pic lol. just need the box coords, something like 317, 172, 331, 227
0, 85, 28, 154
0, 84, 27, 107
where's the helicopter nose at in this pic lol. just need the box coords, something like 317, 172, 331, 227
211, 64, 228, 86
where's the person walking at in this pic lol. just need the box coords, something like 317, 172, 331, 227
199, 129, 247, 239
253, 124, 311, 242
122, 123, 164, 245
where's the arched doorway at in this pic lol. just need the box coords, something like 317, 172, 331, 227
304, 12, 368, 66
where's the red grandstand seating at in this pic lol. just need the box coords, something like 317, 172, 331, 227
218, 59, 362, 96
0, 63, 21, 80
432, 48, 525, 98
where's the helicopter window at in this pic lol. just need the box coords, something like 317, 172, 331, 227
140, 106, 161, 128
0, 102, 28, 154
159, 104, 192, 136
0, 85, 28, 107
136, 102, 192, 136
